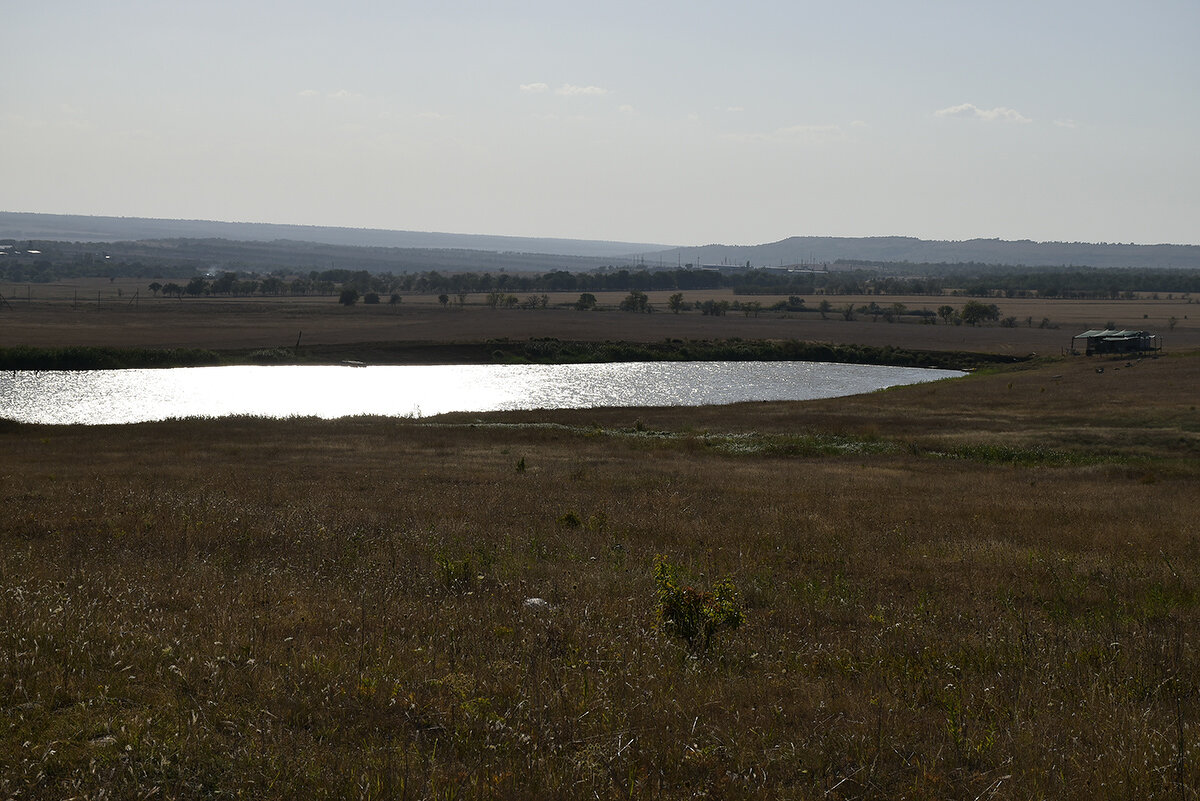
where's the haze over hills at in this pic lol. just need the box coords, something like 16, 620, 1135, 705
0, 212, 672, 259
3, 212, 1200, 271
661, 237, 1200, 271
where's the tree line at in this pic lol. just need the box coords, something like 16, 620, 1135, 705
4, 244, 1198, 299
838, 261, 1200, 298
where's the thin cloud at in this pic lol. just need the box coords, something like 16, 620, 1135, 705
520, 82, 549, 94
417, 111, 447, 120
555, 84, 609, 97
723, 124, 844, 144
619, 104, 635, 114
935, 103, 1031, 123
1054, 118, 1078, 128
779, 124, 842, 138
298, 89, 365, 102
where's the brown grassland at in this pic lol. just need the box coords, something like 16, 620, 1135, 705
2, 283, 1200, 798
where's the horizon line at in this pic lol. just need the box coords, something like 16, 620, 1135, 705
1, 210, 1198, 250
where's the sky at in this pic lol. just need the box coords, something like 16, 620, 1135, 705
3, 0, 1199, 246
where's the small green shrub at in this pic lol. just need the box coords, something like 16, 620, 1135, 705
434, 553, 472, 591
653, 556, 743, 652
556, 510, 582, 528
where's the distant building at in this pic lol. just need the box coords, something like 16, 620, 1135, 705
1071, 329, 1161, 356
762, 264, 831, 275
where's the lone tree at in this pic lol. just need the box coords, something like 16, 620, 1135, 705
575, 292, 597, 311
668, 292, 685, 314
339, 288, 359, 306
620, 290, 650, 312
960, 300, 1000, 326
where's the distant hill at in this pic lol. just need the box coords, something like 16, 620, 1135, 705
3, 213, 1199, 270
650, 237, 1200, 270
0, 237, 624, 276
0, 212, 673, 259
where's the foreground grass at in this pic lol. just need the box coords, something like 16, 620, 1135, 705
2, 355, 1199, 798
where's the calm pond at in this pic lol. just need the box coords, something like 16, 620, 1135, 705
0, 361, 963, 425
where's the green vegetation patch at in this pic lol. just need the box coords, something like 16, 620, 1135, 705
433, 421, 1111, 467
930, 441, 1098, 466
699, 430, 902, 457
0, 345, 222, 370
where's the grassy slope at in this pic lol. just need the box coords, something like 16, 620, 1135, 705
1, 354, 1198, 798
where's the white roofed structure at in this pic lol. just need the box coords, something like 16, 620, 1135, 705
1071, 329, 1161, 356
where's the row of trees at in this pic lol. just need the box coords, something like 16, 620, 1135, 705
601, 292, 1006, 326
820, 300, 1000, 325
5, 237, 1199, 298
146, 274, 300, 298
155, 265, 1197, 301
126, 276, 1040, 335
138, 271, 1012, 327
8, 247, 1200, 301
842, 261, 1200, 298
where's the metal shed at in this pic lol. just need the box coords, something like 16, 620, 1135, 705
1071, 329, 1161, 356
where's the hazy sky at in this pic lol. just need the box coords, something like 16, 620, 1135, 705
4, 1, 1198, 246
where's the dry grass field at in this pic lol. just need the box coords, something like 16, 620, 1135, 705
2, 280, 1198, 357
2, 349, 1199, 797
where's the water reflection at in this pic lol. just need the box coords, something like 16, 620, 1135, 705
0, 361, 962, 425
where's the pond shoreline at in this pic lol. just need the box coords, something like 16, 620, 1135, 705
0, 338, 1028, 372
